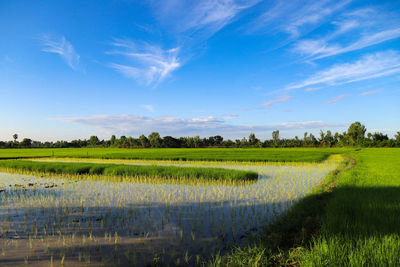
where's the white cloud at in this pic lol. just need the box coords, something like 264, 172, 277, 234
287, 51, 400, 90
141, 104, 155, 112
292, 6, 400, 60
50, 114, 347, 138
108, 40, 180, 86
360, 89, 381, 96
41, 35, 80, 70
296, 28, 400, 60
151, 0, 260, 40
248, 0, 350, 38
262, 95, 292, 108
326, 94, 349, 104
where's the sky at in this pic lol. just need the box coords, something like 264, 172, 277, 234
0, 0, 399, 141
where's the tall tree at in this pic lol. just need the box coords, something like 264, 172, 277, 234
272, 130, 280, 146
139, 134, 150, 148
148, 132, 162, 148
13, 134, 18, 142
347, 122, 366, 145
89, 136, 100, 146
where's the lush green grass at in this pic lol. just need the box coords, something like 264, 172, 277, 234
0, 147, 348, 162
210, 148, 400, 266
0, 160, 258, 181
301, 148, 400, 266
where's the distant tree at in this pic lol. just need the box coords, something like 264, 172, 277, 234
110, 135, 116, 146
213, 135, 223, 146
248, 133, 259, 146
148, 132, 162, 148
89, 136, 100, 146
395, 132, 400, 142
119, 136, 128, 147
240, 137, 248, 147
13, 134, 18, 142
347, 122, 366, 145
139, 134, 150, 148
224, 139, 234, 147
20, 138, 32, 148
272, 130, 280, 146
163, 136, 181, 148
193, 136, 201, 148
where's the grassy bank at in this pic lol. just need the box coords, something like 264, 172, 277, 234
212, 148, 400, 266
0, 160, 258, 181
301, 148, 400, 266
0, 148, 348, 162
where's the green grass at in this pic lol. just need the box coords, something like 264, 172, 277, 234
301, 148, 400, 266
210, 148, 400, 266
0, 160, 258, 181
0, 147, 349, 162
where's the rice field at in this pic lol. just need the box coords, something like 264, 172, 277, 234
0, 156, 340, 266
0, 148, 347, 162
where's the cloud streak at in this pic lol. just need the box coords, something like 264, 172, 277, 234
326, 94, 349, 104
108, 40, 180, 86
292, 7, 400, 60
248, 0, 350, 38
287, 50, 400, 90
360, 89, 381, 96
262, 95, 292, 108
41, 35, 80, 70
50, 114, 347, 138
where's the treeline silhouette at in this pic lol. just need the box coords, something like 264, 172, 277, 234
1, 122, 399, 149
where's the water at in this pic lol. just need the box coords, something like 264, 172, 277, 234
0, 160, 337, 266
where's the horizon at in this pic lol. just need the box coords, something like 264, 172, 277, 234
1, 0, 399, 142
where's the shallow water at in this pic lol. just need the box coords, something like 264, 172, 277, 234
0, 160, 337, 266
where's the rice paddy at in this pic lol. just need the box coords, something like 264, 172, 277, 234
0, 155, 340, 266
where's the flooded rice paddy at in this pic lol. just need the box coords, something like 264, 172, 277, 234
0, 158, 339, 266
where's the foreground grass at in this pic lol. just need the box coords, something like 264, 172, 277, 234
301, 148, 400, 266
0, 147, 349, 162
0, 160, 258, 181
212, 148, 400, 266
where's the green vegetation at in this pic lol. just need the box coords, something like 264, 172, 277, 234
212, 148, 400, 266
302, 148, 400, 266
2, 122, 399, 149
0, 160, 258, 181
0, 147, 343, 162
1, 147, 399, 265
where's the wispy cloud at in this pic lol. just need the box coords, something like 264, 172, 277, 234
41, 35, 80, 70
108, 39, 180, 86
151, 0, 260, 41
287, 50, 400, 90
248, 0, 350, 38
223, 114, 240, 119
141, 104, 154, 112
295, 28, 400, 60
326, 94, 349, 104
293, 7, 400, 60
114, 1, 260, 86
360, 89, 381, 96
262, 95, 292, 108
50, 114, 347, 138
305, 87, 322, 92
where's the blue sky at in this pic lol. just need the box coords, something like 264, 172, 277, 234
1, 0, 399, 141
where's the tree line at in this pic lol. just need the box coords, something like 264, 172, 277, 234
1, 122, 400, 149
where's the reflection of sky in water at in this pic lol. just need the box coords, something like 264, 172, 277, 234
0, 160, 337, 264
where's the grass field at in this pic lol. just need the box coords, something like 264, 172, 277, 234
0, 147, 349, 162
212, 148, 400, 266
